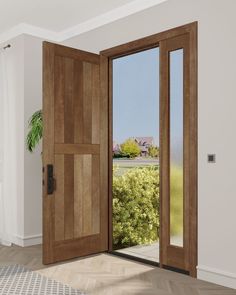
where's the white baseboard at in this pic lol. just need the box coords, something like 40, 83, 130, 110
13, 234, 42, 247
197, 265, 236, 289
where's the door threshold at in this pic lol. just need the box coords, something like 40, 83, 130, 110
108, 251, 189, 276
109, 251, 160, 267
162, 265, 189, 276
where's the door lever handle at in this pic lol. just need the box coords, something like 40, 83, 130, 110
47, 164, 55, 195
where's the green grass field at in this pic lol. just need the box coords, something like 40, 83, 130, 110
113, 158, 158, 176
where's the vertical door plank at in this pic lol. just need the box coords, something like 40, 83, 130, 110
54, 56, 65, 143
188, 23, 198, 277
55, 155, 65, 241
64, 155, 74, 240
43, 42, 55, 264
183, 36, 190, 270
92, 64, 100, 144
83, 62, 93, 144
92, 155, 100, 235
74, 61, 84, 144
82, 155, 92, 236
64, 57, 74, 144
100, 55, 109, 250
64, 57, 75, 240
74, 155, 83, 238
159, 39, 169, 267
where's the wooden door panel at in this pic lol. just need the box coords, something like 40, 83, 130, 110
92, 154, 100, 234
74, 154, 84, 238
54, 144, 100, 154
64, 154, 74, 240
43, 42, 108, 264
53, 58, 100, 145
160, 34, 189, 271
54, 154, 65, 242
160, 30, 197, 275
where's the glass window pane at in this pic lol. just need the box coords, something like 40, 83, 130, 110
169, 49, 184, 247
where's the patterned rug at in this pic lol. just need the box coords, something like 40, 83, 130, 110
0, 264, 85, 295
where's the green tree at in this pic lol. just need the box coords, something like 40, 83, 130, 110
148, 145, 159, 158
120, 139, 140, 158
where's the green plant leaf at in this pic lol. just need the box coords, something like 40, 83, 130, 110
26, 110, 43, 153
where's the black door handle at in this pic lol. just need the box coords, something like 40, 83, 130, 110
47, 164, 55, 195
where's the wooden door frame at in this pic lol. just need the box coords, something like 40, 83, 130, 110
100, 22, 198, 277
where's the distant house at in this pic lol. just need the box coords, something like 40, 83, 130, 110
113, 141, 121, 155
133, 137, 154, 157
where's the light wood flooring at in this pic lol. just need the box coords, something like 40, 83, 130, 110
0, 244, 235, 295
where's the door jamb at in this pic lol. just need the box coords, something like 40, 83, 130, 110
100, 21, 198, 277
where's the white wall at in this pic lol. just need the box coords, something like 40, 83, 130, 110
0, 35, 43, 246
23, 35, 43, 245
0, 35, 25, 244
63, 0, 236, 288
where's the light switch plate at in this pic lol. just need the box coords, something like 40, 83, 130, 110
208, 154, 216, 163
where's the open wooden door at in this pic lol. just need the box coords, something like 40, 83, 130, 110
42, 42, 108, 264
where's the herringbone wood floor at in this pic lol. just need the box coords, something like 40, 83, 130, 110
0, 244, 235, 295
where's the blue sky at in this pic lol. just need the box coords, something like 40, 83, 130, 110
112, 47, 183, 159
113, 48, 159, 145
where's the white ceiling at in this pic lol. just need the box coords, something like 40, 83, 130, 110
0, 0, 133, 33
0, 0, 167, 43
